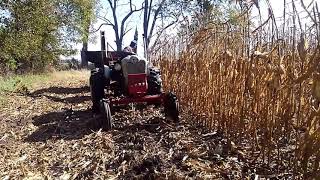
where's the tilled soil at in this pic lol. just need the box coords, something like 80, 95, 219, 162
0, 71, 251, 179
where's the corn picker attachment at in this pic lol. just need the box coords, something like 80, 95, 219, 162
84, 32, 179, 130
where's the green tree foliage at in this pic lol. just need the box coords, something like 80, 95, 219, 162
58, 0, 96, 43
0, 0, 96, 73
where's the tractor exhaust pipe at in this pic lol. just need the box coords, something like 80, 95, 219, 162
101, 31, 107, 67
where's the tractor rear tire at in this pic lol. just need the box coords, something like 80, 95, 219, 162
147, 68, 163, 95
164, 92, 179, 122
99, 100, 112, 131
90, 69, 105, 114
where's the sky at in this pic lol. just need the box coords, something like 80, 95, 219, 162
252, 0, 317, 23
67, 0, 319, 60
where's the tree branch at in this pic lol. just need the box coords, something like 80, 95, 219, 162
143, 0, 149, 44
123, 27, 133, 36
147, 0, 166, 45
147, 0, 153, 26
121, 6, 143, 28
149, 19, 179, 52
90, 23, 114, 33
120, 2, 143, 38
300, 0, 316, 24
97, 15, 114, 26
106, 0, 113, 9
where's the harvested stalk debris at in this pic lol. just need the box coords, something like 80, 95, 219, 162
0, 70, 282, 179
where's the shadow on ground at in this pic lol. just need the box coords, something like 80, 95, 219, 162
25, 109, 99, 142
28, 86, 91, 104
31, 86, 90, 96
42, 95, 91, 104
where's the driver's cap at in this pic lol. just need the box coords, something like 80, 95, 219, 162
131, 40, 137, 46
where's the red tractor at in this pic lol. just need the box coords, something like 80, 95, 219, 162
84, 32, 179, 130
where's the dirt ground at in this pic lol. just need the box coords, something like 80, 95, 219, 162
0, 70, 262, 179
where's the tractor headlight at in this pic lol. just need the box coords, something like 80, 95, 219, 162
114, 63, 121, 71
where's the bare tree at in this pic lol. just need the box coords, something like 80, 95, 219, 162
143, 0, 181, 59
98, 0, 143, 51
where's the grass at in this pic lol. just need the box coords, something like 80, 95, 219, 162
0, 74, 49, 93
0, 73, 50, 106
0, 70, 90, 107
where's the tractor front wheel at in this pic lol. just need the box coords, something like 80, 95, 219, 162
147, 68, 163, 95
90, 69, 105, 114
164, 92, 179, 122
99, 100, 112, 131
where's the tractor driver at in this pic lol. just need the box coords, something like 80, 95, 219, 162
123, 40, 137, 54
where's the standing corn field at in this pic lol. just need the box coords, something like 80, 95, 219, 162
159, 1, 320, 177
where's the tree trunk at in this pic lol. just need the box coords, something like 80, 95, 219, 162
116, 40, 122, 51
81, 21, 91, 69
81, 41, 88, 69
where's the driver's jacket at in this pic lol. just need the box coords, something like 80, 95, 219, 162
123, 46, 134, 53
